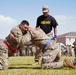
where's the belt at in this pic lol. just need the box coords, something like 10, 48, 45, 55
3, 41, 20, 54
42, 38, 54, 53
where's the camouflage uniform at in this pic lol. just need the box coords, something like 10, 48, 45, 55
28, 28, 64, 68
0, 41, 8, 70
69, 45, 72, 56
66, 45, 72, 56
34, 32, 53, 62
66, 45, 69, 56
0, 25, 30, 70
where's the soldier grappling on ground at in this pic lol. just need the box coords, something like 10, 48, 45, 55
11, 26, 75, 69
0, 20, 30, 70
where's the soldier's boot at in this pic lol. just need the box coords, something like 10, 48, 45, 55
63, 59, 75, 69
32, 47, 42, 65
32, 61, 39, 65
68, 58, 76, 66
32, 59, 39, 65
32, 54, 41, 65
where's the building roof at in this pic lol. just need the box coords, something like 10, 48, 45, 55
58, 32, 76, 38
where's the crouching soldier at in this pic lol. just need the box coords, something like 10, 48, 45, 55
0, 20, 30, 70
28, 27, 75, 69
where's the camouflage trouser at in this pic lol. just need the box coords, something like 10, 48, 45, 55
0, 42, 8, 70
34, 47, 42, 62
34, 33, 53, 62
41, 41, 63, 69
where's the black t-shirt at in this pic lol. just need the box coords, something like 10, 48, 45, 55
36, 15, 58, 34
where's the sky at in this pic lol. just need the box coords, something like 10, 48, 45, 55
0, 0, 76, 39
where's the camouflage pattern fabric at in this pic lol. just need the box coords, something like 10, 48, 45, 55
73, 39, 76, 57
0, 25, 31, 70
34, 47, 42, 62
6, 25, 31, 56
41, 42, 63, 68
29, 28, 50, 49
34, 32, 53, 62
6, 25, 30, 49
0, 42, 8, 70
29, 28, 63, 68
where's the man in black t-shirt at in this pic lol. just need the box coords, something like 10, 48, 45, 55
36, 6, 58, 36
32, 6, 59, 65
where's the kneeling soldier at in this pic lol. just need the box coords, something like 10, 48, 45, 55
28, 28, 75, 69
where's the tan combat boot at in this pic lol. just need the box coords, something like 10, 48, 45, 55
32, 62, 39, 65
63, 59, 75, 69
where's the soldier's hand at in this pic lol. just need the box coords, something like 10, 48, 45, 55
28, 27, 34, 31
54, 38, 57, 42
53, 35, 57, 42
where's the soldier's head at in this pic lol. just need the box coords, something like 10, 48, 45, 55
42, 6, 49, 17
20, 20, 29, 34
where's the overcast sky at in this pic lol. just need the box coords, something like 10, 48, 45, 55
0, 0, 76, 39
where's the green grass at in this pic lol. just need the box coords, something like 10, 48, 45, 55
0, 56, 76, 75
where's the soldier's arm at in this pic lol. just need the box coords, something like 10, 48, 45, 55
10, 29, 31, 46
17, 32, 31, 46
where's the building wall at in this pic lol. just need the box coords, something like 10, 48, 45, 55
57, 37, 66, 45
66, 37, 75, 46
57, 37, 75, 46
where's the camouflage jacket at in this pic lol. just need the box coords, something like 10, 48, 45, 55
29, 28, 50, 49
5, 25, 31, 49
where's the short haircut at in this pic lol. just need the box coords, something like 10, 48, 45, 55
21, 20, 29, 26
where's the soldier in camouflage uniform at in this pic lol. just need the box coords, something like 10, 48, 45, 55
0, 20, 30, 70
33, 5, 58, 65
33, 33, 55, 65
27, 27, 75, 69
0, 19, 75, 70
7, 25, 75, 69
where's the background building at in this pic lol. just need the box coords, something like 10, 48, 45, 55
57, 32, 76, 46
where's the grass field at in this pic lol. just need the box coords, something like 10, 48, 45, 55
0, 56, 76, 75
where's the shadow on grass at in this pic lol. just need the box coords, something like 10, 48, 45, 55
9, 66, 41, 69
10, 63, 32, 66
9, 64, 75, 70
9, 66, 74, 70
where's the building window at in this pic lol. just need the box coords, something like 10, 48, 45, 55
69, 38, 71, 42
